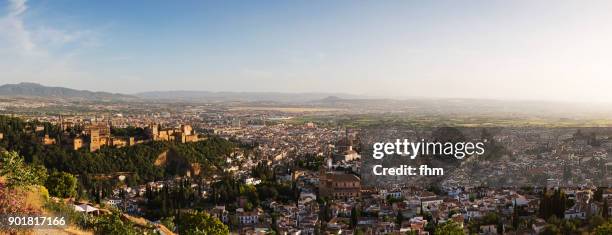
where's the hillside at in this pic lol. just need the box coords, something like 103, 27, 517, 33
0, 83, 137, 101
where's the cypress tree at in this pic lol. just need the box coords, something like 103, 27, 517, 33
603, 200, 609, 219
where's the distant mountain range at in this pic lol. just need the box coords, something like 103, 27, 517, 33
0, 83, 137, 101
3, 83, 611, 118
134, 90, 362, 103
0, 83, 362, 103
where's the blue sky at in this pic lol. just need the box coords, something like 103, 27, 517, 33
1, 0, 612, 102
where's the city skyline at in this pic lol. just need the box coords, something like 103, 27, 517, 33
1, 2, 611, 233
2, 0, 612, 102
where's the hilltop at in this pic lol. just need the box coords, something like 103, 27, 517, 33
0, 82, 137, 101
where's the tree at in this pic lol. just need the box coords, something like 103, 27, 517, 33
603, 200, 609, 219
94, 213, 139, 235
589, 215, 606, 230
351, 206, 361, 228
160, 216, 176, 232
558, 219, 577, 234
271, 212, 280, 234
435, 221, 464, 235
594, 221, 612, 235
45, 171, 78, 198
177, 211, 229, 235
425, 219, 436, 235
512, 205, 520, 229
0, 151, 47, 187
321, 201, 331, 222
396, 211, 404, 226
539, 189, 568, 220
594, 187, 604, 202
540, 224, 561, 235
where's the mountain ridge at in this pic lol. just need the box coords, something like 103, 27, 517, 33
0, 82, 137, 101
0, 83, 365, 103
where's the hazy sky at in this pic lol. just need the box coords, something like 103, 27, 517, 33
1, 0, 612, 102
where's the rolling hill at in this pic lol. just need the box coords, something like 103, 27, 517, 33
0, 82, 137, 101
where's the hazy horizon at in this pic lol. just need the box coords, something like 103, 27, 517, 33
8, 81, 612, 106
2, 0, 612, 102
